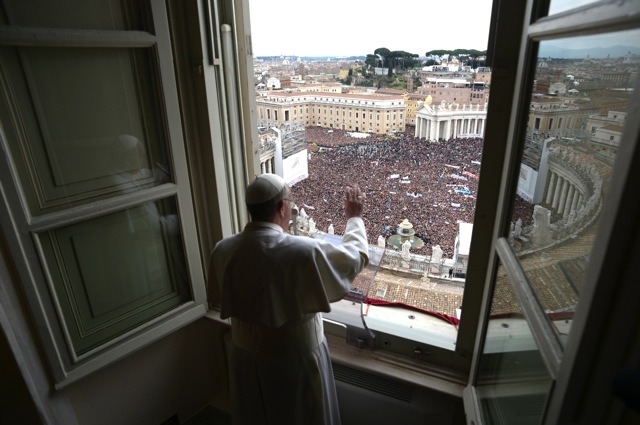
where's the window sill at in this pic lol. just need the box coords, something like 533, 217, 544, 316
204, 310, 466, 398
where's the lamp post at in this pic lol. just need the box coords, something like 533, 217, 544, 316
377, 53, 384, 76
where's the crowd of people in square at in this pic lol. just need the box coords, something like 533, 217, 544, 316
290, 126, 533, 258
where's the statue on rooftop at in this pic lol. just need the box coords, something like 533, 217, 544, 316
402, 239, 411, 260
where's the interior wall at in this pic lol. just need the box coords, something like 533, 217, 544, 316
61, 317, 229, 425
0, 326, 42, 425
336, 379, 465, 425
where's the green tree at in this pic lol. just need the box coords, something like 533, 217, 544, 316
426, 49, 448, 57
389, 51, 420, 69
374, 47, 390, 68
365, 54, 377, 68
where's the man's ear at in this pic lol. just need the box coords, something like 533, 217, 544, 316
277, 200, 287, 217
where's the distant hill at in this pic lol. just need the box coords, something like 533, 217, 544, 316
538, 44, 640, 59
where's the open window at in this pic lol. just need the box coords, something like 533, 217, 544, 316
464, 0, 640, 423
244, 0, 495, 377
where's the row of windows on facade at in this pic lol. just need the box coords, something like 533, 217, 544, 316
263, 120, 400, 130
424, 90, 485, 98
534, 116, 572, 130
260, 109, 403, 121
259, 96, 401, 106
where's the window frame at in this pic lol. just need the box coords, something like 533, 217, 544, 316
463, 0, 640, 423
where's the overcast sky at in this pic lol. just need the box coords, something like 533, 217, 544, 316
248, 0, 494, 57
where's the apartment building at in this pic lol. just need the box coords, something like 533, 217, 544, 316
417, 78, 490, 105
528, 96, 599, 139
587, 110, 627, 158
475, 67, 492, 84
256, 90, 406, 134
405, 93, 429, 125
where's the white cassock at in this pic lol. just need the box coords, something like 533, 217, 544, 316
210, 217, 369, 425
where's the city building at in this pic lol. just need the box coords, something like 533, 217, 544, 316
415, 101, 488, 140
475, 66, 492, 84
587, 110, 626, 159
266, 76, 281, 89
417, 78, 490, 105
295, 82, 342, 93
404, 93, 429, 125
256, 90, 406, 134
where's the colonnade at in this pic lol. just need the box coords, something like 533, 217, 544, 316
260, 156, 275, 174
545, 171, 583, 218
414, 105, 488, 140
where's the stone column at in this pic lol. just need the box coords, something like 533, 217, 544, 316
558, 179, 569, 215
546, 172, 557, 204
563, 185, 575, 217
445, 118, 451, 140
266, 158, 272, 173
552, 176, 564, 209
570, 189, 580, 212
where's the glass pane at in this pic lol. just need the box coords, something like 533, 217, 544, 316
0, 0, 148, 31
0, 46, 171, 214
507, 29, 640, 346
547, 0, 600, 16
476, 261, 552, 424
38, 197, 191, 356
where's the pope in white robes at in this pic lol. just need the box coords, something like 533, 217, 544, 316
209, 173, 368, 425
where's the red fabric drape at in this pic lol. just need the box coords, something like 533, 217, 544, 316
364, 298, 460, 326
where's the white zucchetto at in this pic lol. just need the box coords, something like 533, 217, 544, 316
245, 173, 286, 205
